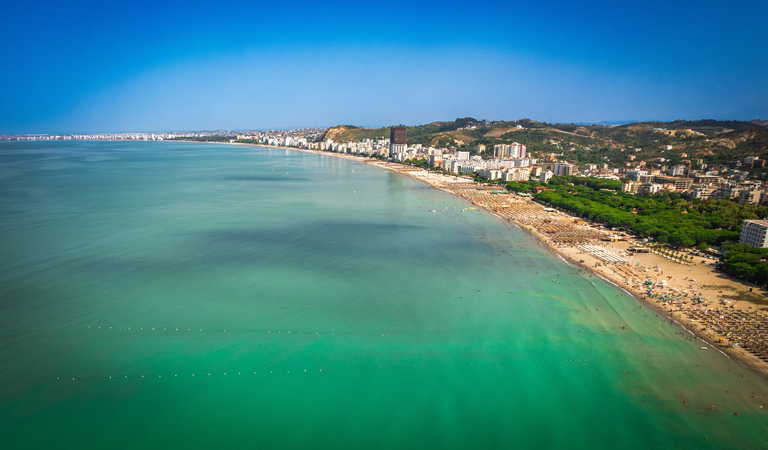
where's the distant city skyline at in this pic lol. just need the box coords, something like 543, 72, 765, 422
2, 0, 766, 134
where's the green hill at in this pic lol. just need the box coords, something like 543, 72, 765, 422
319, 118, 768, 166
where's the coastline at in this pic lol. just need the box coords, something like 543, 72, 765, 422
180, 140, 768, 379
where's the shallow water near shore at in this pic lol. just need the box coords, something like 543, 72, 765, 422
1, 141, 766, 449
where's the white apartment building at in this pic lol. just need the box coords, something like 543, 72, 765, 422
389, 143, 406, 156
540, 170, 553, 183
739, 190, 764, 206
626, 169, 648, 181
740, 220, 768, 248
514, 159, 531, 167
505, 168, 530, 182
622, 181, 639, 194
493, 142, 526, 159
478, 168, 503, 180
669, 165, 686, 176
638, 183, 662, 195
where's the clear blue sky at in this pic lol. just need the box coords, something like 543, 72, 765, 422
2, 0, 766, 133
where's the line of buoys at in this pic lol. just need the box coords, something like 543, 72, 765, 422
20, 355, 690, 385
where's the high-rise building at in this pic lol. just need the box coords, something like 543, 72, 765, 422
493, 142, 526, 158
740, 220, 768, 248
554, 161, 576, 176
389, 127, 406, 157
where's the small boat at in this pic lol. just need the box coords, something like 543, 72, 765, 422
700, 347, 708, 350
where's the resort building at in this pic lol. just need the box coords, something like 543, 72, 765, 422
739, 220, 768, 248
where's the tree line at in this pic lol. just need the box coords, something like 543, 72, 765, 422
505, 175, 768, 248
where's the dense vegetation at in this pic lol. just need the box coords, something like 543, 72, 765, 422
720, 244, 768, 286
501, 175, 768, 247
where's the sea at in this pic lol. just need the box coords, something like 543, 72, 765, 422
0, 140, 766, 449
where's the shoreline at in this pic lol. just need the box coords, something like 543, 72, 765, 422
180, 140, 768, 379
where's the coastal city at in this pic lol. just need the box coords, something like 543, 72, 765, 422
7, 125, 766, 204
218, 124, 768, 376
4, 0, 767, 447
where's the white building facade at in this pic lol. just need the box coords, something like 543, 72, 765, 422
739, 220, 768, 248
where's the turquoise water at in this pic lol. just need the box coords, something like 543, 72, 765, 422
0, 141, 766, 449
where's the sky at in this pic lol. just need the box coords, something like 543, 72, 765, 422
1, 0, 766, 134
